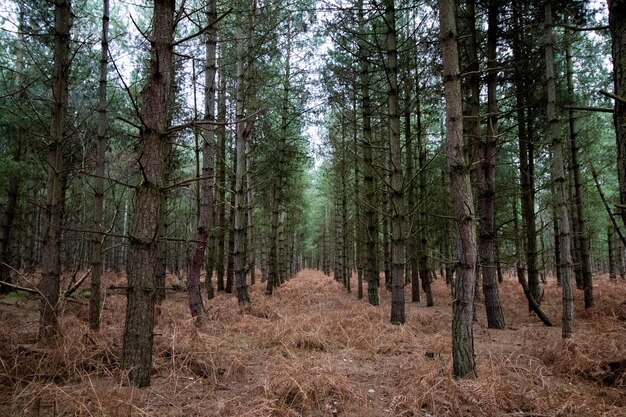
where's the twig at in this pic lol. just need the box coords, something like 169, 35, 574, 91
0, 279, 38, 294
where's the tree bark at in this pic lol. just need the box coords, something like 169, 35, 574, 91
186, 0, 218, 317
545, 0, 575, 339
439, 0, 477, 378
215, 58, 227, 293
512, 0, 540, 306
233, 16, 250, 304
481, 0, 505, 329
564, 27, 593, 307
358, 2, 379, 306
608, 0, 626, 227
39, 0, 72, 341
122, 0, 174, 387
0, 4, 25, 294
383, 0, 405, 325
89, 0, 109, 330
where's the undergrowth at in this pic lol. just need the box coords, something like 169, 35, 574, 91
1, 269, 625, 416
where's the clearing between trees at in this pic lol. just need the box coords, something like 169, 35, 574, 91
1, 269, 625, 416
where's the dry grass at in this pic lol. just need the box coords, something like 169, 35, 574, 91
1, 269, 625, 416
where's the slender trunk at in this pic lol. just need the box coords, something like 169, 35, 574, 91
266, 181, 280, 295
122, 0, 174, 387
609, 224, 617, 280
564, 28, 593, 307
233, 18, 250, 304
608, 0, 626, 228
186, 0, 217, 316
89, 0, 109, 330
354, 95, 364, 300
481, 0, 505, 329
417, 84, 433, 307
39, 0, 72, 341
512, 0, 540, 305
215, 61, 226, 293
439, 0, 477, 378
358, 1, 378, 306
545, 0, 574, 339
386, 0, 406, 321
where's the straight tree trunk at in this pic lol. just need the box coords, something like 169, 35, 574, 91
358, 1, 379, 306
386, 0, 405, 325
233, 19, 250, 304
545, 0, 574, 339
186, 0, 218, 317
609, 224, 617, 280
39, 0, 72, 341
0, 4, 25, 294
481, 0, 505, 329
608, 0, 626, 227
565, 28, 593, 305
215, 60, 227, 293
226, 142, 236, 293
512, 0, 540, 305
122, 0, 174, 387
405, 75, 419, 304
417, 84, 433, 307
439, 0, 477, 378
89, 0, 109, 330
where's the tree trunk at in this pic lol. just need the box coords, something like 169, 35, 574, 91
564, 28, 593, 307
186, 0, 217, 317
89, 0, 109, 330
417, 84, 433, 307
39, 0, 72, 341
358, 1, 379, 306
439, 0, 477, 378
512, 0, 540, 307
480, 0, 505, 329
609, 224, 617, 280
215, 60, 227, 293
545, 0, 574, 339
233, 18, 250, 305
385, 0, 404, 325
226, 142, 236, 293
608, 0, 626, 228
122, 0, 174, 387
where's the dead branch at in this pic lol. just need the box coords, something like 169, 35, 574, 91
516, 266, 553, 327
0, 279, 38, 294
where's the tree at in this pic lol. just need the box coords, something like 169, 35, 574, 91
0, 3, 26, 294
358, 0, 379, 307
89, 0, 110, 330
39, 0, 73, 341
186, 0, 218, 318
544, 0, 574, 339
122, 0, 175, 387
439, 0, 477, 378
383, 0, 405, 325
608, 0, 626, 228
480, 0, 505, 329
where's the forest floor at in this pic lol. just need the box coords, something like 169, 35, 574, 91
1, 269, 626, 416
